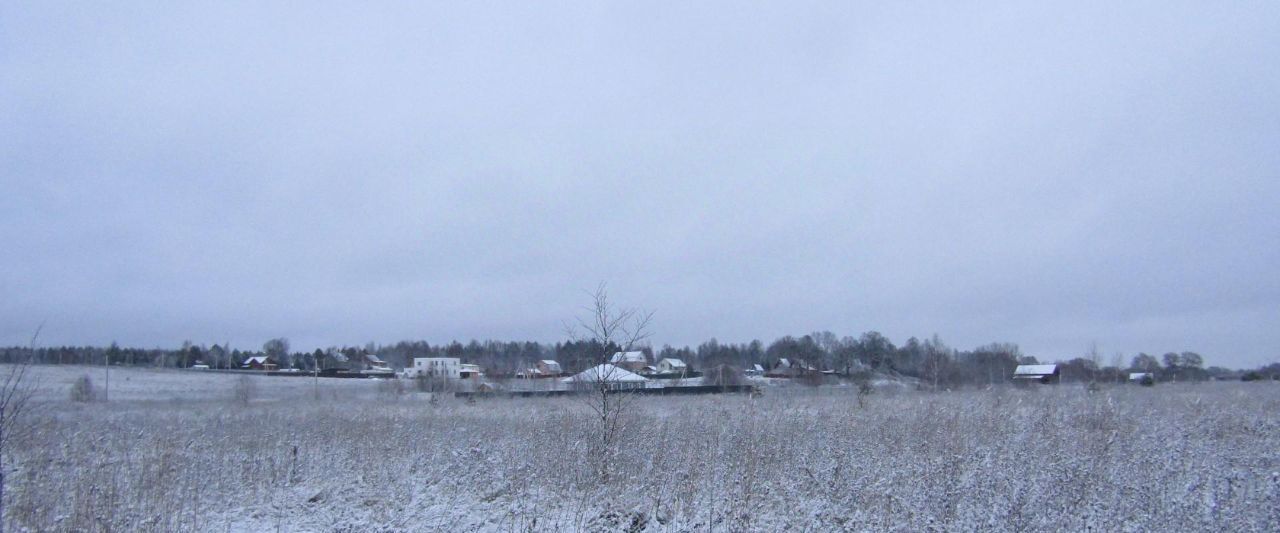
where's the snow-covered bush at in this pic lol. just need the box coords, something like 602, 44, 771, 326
68, 375, 94, 402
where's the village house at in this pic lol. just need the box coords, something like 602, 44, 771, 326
765, 358, 791, 377
517, 360, 563, 379
536, 360, 562, 376
656, 357, 689, 375
407, 357, 461, 379
460, 363, 484, 380
242, 356, 278, 371
517, 361, 563, 379
765, 358, 818, 378
1013, 364, 1060, 384
609, 351, 649, 372
564, 363, 649, 391
362, 353, 394, 375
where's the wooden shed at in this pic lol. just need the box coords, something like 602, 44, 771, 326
1012, 364, 1060, 384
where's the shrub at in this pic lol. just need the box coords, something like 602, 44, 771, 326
233, 376, 255, 405
69, 375, 95, 402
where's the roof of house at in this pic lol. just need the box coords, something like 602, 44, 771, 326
609, 351, 647, 364
1129, 372, 1152, 379
363, 353, 386, 364
1013, 364, 1058, 376
774, 358, 815, 370
660, 358, 687, 368
243, 356, 272, 365
414, 357, 459, 363
563, 364, 648, 383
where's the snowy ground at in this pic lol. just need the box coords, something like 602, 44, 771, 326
4, 364, 1279, 531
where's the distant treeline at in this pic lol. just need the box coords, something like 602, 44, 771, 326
1, 332, 1269, 386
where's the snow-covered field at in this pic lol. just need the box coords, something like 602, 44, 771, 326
17, 364, 385, 403
5, 365, 1279, 531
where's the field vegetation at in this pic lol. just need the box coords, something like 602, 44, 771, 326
3, 365, 1278, 531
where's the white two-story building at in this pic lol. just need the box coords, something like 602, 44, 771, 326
406, 357, 461, 379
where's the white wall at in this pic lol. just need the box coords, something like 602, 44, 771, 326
411, 357, 460, 379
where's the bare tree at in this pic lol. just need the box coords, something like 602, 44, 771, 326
1086, 341, 1102, 386
233, 376, 256, 406
263, 338, 290, 369
1110, 352, 1125, 384
564, 283, 653, 483
922, 334, 950, 391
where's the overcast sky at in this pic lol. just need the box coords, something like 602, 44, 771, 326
2, 1, 1277, 367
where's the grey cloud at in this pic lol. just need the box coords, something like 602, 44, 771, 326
2, 1, 1278, 366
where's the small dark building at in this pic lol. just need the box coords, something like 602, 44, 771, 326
1012, 364, 1060, 384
